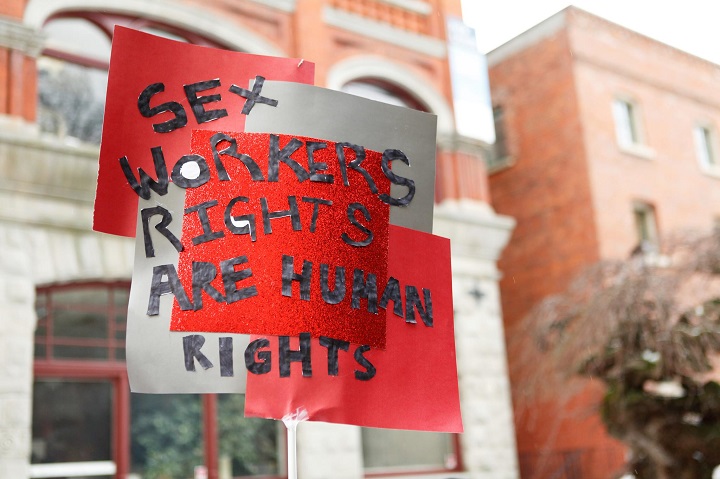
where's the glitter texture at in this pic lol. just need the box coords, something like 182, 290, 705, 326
170, 130, 390, 348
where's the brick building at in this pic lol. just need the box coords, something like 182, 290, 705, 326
0, 1, 518, 478
488, 6, 720, 478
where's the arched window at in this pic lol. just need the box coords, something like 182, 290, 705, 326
341, 78, 428, 112
33, 282, 279, 479
36, 13, 230, 144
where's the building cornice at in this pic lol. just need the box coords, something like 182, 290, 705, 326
487, 9, 566, 67
0, 116, 99, 206
433, 199, 516, 277
437, 133, 492, 158
377, 0, 431, 15
323, 7, 446, 59
248, 0, 296, 13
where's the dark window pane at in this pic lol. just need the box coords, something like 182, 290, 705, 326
113, 289, 130, 307
115, 348, 126, 361
115, 315, 127, 330
35, 282, 130, 362
53, 345, 108, 360
51, 287, 109, 306
32, 380, 113, 464
493, 106, 509, 160
34, 344, 46, 359
53, 309, 108, 338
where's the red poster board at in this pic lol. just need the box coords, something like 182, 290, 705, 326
244, 225, 462, 433
94, 27, 314, 237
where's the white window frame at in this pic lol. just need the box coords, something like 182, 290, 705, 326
30, 461, 116, 478
694, 123, 720, 176
613, 97, 653, 158
633, 200, 659, 253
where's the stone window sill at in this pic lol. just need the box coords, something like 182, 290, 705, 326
618, 143, 655, 160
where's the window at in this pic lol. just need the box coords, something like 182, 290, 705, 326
362, 428, 460, 474
492, 106, 508, 159
35, 282, 129, 362
341, 79, 427, 111
487, 105, 513, 172
217, 395, 280, 477
37, 13, 230, 144
34, 283, 279, 478
33, 283, 129, 479
37, 17, 111, 144
32, 379, 115, 478
694, 124, 718, 172
613, 98, 643, 148
130, 394, 204, 478
130, 394, 280, 479
632, 201, 659, 253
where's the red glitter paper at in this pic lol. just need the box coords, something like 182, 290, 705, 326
170, 130, 391, 348
243, 225, 462, 433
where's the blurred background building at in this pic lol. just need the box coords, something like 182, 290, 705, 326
487, 6, 720, 478
0, 1, 518, 478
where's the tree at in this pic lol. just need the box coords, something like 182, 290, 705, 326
217, 395, 279, 476
514, 232, 720, 479
130, 394, 278, 478
37, 61, 105, 144
131, 394, 204, 478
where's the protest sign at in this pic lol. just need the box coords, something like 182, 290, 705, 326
124, 81, 439, 394
100, 29, 461, 434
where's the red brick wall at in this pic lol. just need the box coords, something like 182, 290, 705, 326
0, 49, 8, 115
0, 0, 25, 19
488, 14, 618, 477
489, 24, 600, 335
568, 8, 720, 259
0, 48, 36, 121
490, 7, 720, 477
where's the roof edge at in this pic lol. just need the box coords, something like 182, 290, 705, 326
487, 8, 568, 67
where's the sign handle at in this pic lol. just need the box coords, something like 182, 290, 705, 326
282, 408, 308, 479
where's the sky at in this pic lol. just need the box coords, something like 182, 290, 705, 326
460, 0, 720, 65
